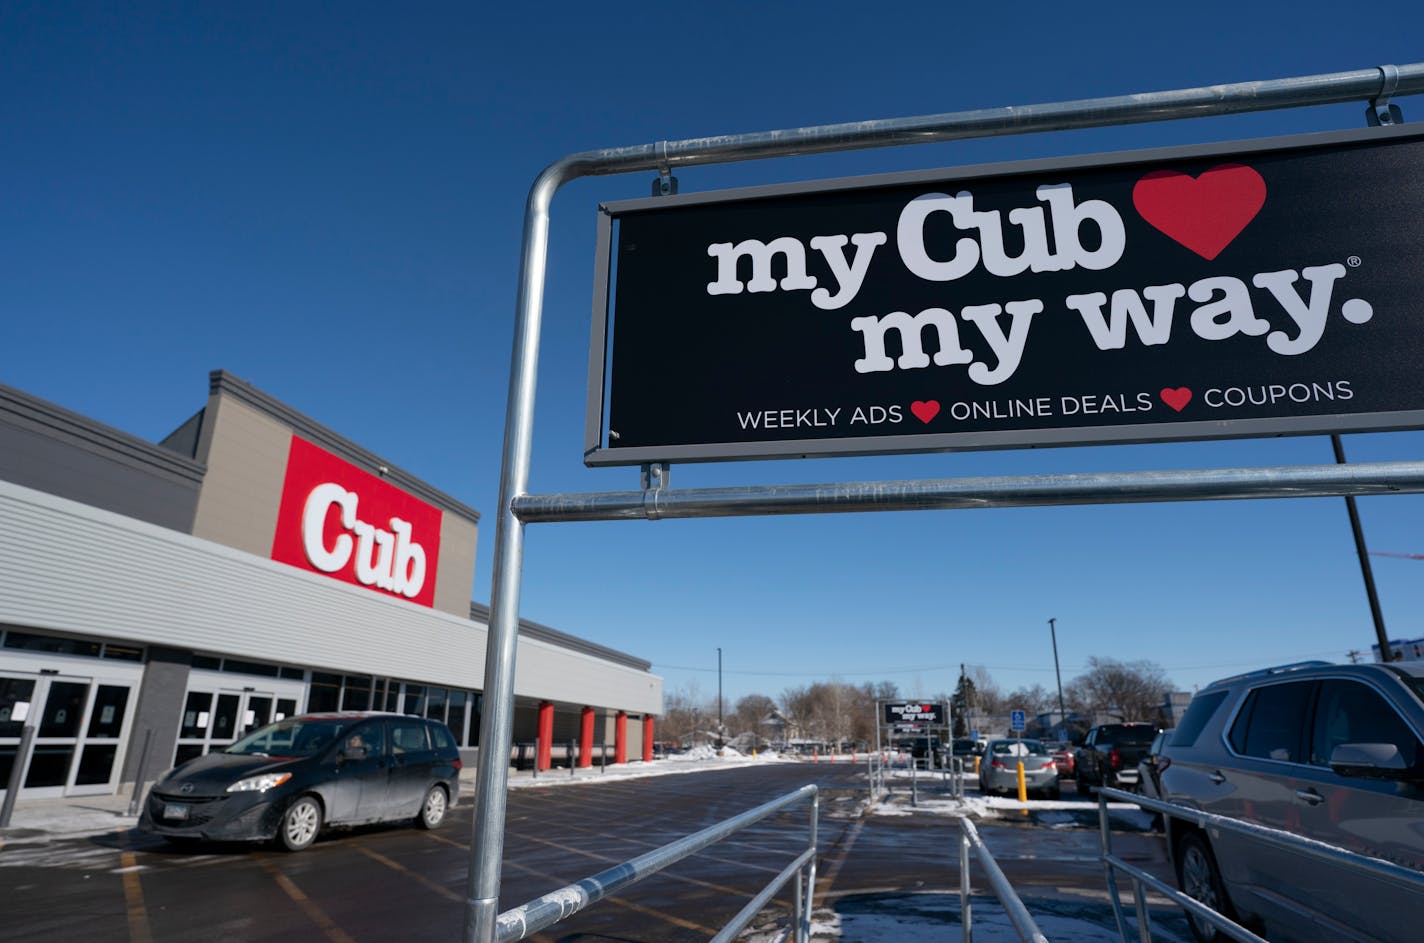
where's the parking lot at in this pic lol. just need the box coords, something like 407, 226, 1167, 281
0, 759, 1192, 942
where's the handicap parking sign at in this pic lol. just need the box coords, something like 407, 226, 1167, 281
1010, 710, 1026, 732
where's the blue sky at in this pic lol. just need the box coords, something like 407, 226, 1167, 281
5, 3, 1423, 708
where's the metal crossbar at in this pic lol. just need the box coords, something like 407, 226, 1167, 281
1095, 787, 1424, 943
493, 784, 818, 942
959, 817, 1050, 943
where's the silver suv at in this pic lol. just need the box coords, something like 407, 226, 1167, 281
1159, 660, 1424, 943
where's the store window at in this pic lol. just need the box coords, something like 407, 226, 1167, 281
4, 632, 102, 658
448, 691, 468, 745
308, 673, 342, 712
426, 687, 448, 724
101, 644, 144, 662
341, 675, 372, 711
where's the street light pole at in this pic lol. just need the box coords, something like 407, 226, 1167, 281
717, 647, 723, 751
1048, 618, 1066, 734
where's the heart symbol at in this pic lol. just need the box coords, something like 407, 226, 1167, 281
1160, 387, 1192, 412
1133, 164, 1266, 260
910, 400, 940, 424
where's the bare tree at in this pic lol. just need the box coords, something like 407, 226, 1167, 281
1004, 683, 1056, 715
660, 681, 706, 746
1066, 656, 1173, 722
729, 693, 777, 740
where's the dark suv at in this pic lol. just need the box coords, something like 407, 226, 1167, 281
1073, 722, 1159, 793
139, 712, 462, 851
910, 736, 945, 769
1159, 660, 1424, 942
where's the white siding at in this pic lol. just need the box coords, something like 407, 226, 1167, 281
0, 481, 661, 715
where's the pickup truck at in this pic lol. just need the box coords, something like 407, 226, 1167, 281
1072, 723, 1159, 794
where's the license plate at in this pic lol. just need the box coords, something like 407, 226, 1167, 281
163, 802, 190, 821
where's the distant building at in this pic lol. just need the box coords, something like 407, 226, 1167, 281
1373, 637, 1424, 662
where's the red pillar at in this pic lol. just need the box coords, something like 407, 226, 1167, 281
614, 711, 628, 764
536, 701, 553, 771
579, 707, 595, 768
642, 715, 655, 762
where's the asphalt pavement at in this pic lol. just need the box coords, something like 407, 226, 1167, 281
1, 756, 1195, 942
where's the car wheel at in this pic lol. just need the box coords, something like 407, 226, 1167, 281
1175, 830, 1234, 943
417, 785, 448, 830
278, 796, 323, 852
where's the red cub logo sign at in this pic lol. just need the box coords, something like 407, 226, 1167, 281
272, 437, 442, 607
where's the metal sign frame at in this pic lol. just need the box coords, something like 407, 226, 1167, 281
465, 64, 1424, 942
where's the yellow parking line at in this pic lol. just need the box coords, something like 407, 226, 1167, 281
355, 845, 462, 902
119, 852, 153, 943
814, 817, 864, 905
256, 855, 357, 943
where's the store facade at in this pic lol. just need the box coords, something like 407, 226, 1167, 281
0, 372, 661, 799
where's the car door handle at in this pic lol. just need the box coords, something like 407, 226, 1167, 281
1208, 771, 1227, 784
1295, 788, 1324, 806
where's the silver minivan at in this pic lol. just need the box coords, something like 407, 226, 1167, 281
1159, 660, 1424, 943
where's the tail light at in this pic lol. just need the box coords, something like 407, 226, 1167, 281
1042, 759, 1057, 770
453, 759, 463, 771
990, 758, 1005, 769
1109, 748, 1122, 769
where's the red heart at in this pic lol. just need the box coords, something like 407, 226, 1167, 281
911, 400, 940, 423
1133, 164, 1266, 260
1160, 387, 1192, 412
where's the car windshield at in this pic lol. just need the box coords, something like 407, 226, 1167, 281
224, 718, 352, 757
991, 739, 1048, 756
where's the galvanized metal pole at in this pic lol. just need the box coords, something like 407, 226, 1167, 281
1332, 436, 1394, 660
466, 63, 1424, 943
1049, 618, 1066, 733
0, 725, 36, 827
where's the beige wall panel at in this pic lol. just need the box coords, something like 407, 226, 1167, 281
191, 397, 291, 556
434, 514, 478, 617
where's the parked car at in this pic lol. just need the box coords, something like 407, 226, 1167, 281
951, 738, 985, 760
139, 712, 462, 851
979, 738, 1060, 799
1074, 722, 1159, 794
908, 736, 945, 769
1047, 741, 1076, 779
1136, 728, 1174, 802
1159, 660, 1424, 943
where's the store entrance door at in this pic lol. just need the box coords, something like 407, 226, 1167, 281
0, 670, 137, 799
174, 674, 306, 766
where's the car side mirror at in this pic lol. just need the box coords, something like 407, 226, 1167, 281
343, 744, 369, 761
1329, 742, 1409, 780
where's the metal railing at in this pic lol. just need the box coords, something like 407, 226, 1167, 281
959, 817, 1050, 943
494, 784, 819, 942
866, 751, 888, 800
1096, 787, 1424, 943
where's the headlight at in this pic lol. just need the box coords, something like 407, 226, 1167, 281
226, 772, 293, 793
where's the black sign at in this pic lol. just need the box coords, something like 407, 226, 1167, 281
883, 702, 946, 725
586, 126, 1424, 465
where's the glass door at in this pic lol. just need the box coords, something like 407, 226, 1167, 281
174, 676, 305, 766
0, 672, 136, 799
0, 675, 39, 794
